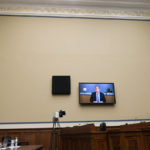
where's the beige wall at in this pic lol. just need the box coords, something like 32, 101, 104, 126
0, 16, 150, 123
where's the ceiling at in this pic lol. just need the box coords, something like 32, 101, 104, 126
0, 0, 150, 20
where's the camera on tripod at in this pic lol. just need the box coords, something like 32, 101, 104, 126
53, 110, 66, 122
50, 110, 66, 150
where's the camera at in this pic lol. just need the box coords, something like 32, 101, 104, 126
51, 110, 66, 150
53, 110, 66, 120
59, 110, 66, 117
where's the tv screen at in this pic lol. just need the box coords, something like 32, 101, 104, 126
79, 83, 116, 105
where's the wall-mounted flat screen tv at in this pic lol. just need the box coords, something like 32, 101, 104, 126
79, 83, 116, 105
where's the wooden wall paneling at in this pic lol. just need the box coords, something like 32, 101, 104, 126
0, 129, 52, 150
108, 132, 121, 150
91, 132, 108, 150
60, 133, 91, 150
0, 129, 22, 141
36, 129, 51, 150
0, 130, 9, 141
142, 129, 150, 150
60, 136, 69, 150
121, 131, 143, 150
0, 122, 150, 150
79, 135, 91, 150
7, 132, 21, 140
21, 132, 37, 145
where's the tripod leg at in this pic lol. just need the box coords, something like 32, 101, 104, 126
50, 122, 56, 150
57, 122, 60, 128
50, 120, 60, 150
50, 131, 53, 150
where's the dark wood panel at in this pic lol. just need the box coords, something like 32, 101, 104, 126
0, 122, 150, 150
121, 133, 142, 150
0, 129, 51, 150
108, 133, 121, 150
142, 130, 150, 150
59, 123, 150, 150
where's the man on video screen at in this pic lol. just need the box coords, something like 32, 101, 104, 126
90, 86, 106, 103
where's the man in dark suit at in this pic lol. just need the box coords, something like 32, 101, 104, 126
90, 86, 106, 103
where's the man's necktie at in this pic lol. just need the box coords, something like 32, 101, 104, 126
96, 93, 100, 103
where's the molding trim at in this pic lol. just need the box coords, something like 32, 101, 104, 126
0, 5, 150, 20
0, 119, 150, 129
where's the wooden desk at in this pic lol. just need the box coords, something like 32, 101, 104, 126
18, 145, 43, 150
3, 145, 43, 150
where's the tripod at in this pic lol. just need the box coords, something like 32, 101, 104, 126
50, 117, 60, 150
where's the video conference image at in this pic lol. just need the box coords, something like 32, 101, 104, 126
79, 83, 115, 104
